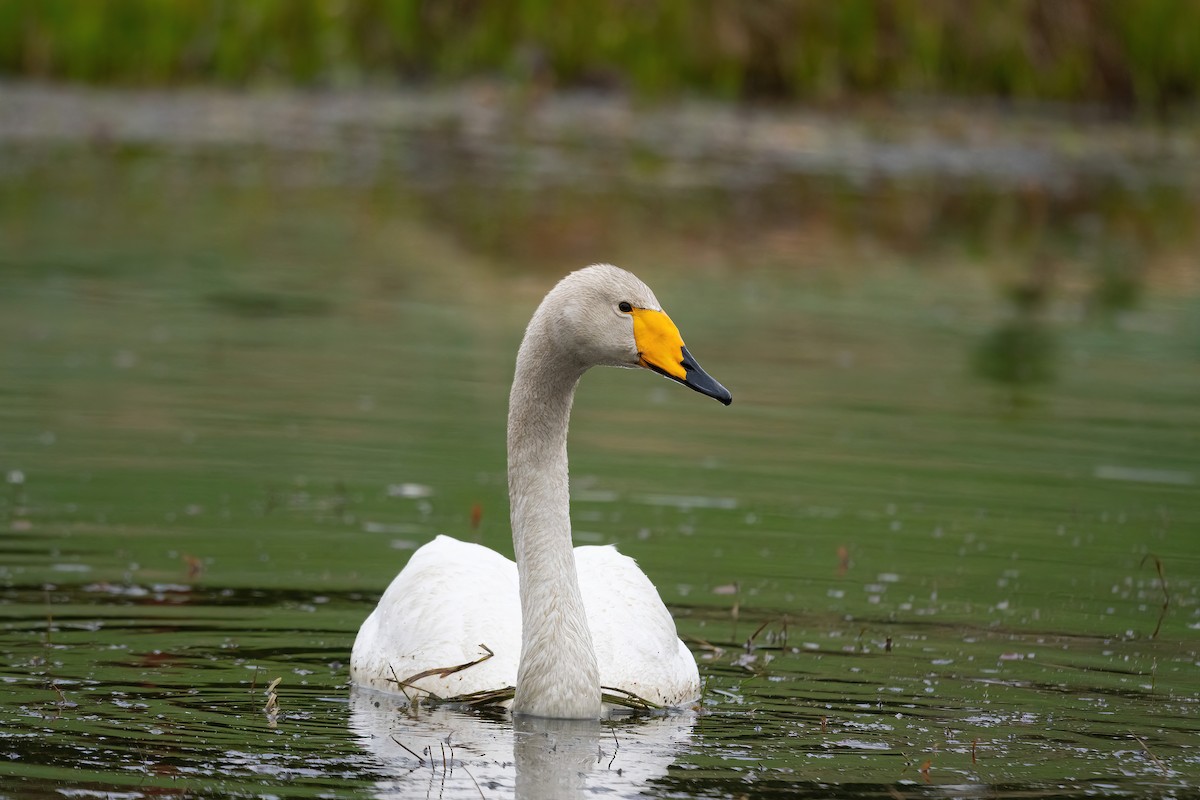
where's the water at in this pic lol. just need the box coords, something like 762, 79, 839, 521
2, 89, 1199, 798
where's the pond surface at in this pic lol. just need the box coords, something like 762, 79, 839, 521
1, 88, 1199, 799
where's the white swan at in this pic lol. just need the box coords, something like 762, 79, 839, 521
350, 264, 732, 719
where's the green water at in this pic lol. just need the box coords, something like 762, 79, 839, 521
1, 149, 1198, 799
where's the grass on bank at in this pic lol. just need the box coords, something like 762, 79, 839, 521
2, 0, 1200, 114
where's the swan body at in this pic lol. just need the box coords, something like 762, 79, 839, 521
350, 264, 731, 718
351, 536, 697, 707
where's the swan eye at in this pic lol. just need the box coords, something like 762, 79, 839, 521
618, 302, 633, 313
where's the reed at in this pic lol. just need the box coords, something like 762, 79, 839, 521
1, 0, 1198, 113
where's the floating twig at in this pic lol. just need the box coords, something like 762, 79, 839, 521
745, 619, 771, 651
601, 686, 662, 712
461, 762, 486, 799
682, 634, 725, 658
263, 677, 282, 727
183, 553, 204, 579
387, 663, 445, 705
43, 588, 53, 647
386, 663, 421, 706
392, 644, 495, 688
745, 616, 792, 650
604, 724, 621, 769
454, 686, 516, 707
1136, 736, 1169, 776
390, 734, 425, 765
1139, 554, 1170, 639
381, 650, 658, 713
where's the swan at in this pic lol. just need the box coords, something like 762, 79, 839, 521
350, 263, 731, 719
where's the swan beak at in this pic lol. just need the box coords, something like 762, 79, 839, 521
632, 309, 733, 406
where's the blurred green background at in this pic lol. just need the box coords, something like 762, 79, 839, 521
4, 0, 1200, 113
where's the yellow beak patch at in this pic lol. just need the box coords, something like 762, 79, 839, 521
631, 308, 687, 380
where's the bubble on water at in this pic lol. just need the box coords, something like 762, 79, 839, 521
6, 469, 24, 485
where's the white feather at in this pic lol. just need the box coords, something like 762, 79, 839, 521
350, 538, 698, 708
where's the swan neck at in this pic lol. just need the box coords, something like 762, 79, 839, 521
507, 323, 602, 718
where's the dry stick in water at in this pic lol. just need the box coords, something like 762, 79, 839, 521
390, 735, 425, 766
744, 619, 772, 650
600, 686, 661, 711
1136, 736, 1169, 776
745, 617, 791, 651
388, 664, 441, 705
682, 634, 724, 658
450, 686, 516, 707
1140, 553, 1170, 639
391, 644, 495, 688
460, 762, 486, 799
385, 643, 657, 711
605, 724, 620, 770
263, 677, 282, 728
43, 588, 53, 647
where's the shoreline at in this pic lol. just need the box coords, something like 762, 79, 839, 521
2, 80, 1196, 194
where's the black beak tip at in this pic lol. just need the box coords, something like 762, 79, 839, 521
679, 346, 732, 406
702, 381, 732, 406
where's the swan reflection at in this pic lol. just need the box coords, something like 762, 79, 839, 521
350, 688, 695, 799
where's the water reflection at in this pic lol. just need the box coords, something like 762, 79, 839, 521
349, 688, 694, 799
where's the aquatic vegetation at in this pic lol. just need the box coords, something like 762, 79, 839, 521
4, 1, 1200, 113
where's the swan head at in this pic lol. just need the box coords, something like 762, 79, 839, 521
540, 264, 732, 405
